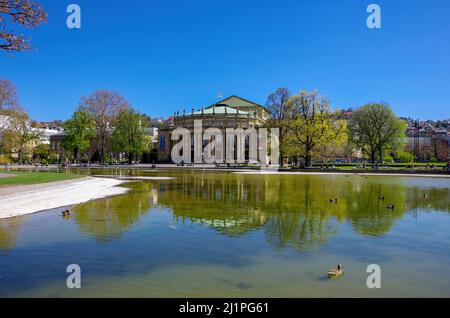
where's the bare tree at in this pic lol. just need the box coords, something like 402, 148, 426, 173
0, 79, 20, 142
265, 88, 291, 166
80, 90, 130, 163
0, 112, 8, 134
0, 79, 19, 111
0, 0, 47, 53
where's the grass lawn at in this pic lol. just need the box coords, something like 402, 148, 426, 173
309, 162, 448, 171
0, 171, 82, 187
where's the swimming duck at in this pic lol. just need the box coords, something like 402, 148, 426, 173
378, 195, 385, 200
328, 264, 344, 277
329, 199, 338, 204
61, 210, 71, 217
386, 205, 395, 210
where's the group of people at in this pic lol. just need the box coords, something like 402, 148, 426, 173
445, 162, 450, 170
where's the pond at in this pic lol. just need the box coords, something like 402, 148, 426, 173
1, 169, 450, 297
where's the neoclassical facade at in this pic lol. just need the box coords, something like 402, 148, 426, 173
157, 95, 270, 162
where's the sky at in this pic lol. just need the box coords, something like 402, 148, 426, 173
0, 0, 449, 121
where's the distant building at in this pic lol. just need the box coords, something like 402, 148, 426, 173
33, 127, 64, 145
49, 131, 66, 157
157, 95, 270, 162
405, 124, 450, 161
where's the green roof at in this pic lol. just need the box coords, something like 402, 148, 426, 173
190, 106, 251, 116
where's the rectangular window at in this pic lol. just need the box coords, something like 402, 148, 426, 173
160, 135, 166, 150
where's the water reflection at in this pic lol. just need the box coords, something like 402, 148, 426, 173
74, 182, 153, 242
1, 171, 449, 251
156, 173, 450, 249
0, 216, 25, 251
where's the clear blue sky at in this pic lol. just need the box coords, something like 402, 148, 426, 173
1, 0, 449, 121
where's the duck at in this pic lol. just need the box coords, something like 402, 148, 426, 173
61, 210, 71, 217
329, 198, 338, 204
328, 264, 344, 277
386, 205, 395, 210
378, 195, 385, 200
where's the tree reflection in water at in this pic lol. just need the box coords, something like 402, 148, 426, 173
1, 171, 449, 250
73, 182, 153, 242
156, 173, 449, 250
0, 216, 25, 252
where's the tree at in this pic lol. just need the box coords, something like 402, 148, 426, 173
32, 143, 49, 162
0, 80, 18, 153
62, 107, 95, 161
265, 88, 291, 166
349, 103, 407, 164
2, 109, 41, 163
0, 0, 47, 52
80, 90, 130, 163
0, 109, 9, 135
112, 108, 149, 165
0, 79, 19, 111
284, 90, 347, 167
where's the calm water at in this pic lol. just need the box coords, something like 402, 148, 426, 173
1, 169, 450, 297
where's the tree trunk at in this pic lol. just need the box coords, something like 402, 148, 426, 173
379, 145, 383, 164
100, 144, 105, 164
279, 142, 284, 167
305, 153, 312, 167
128, 153, 133, 165
304, 142, 313, 167
370, 148, 376, 164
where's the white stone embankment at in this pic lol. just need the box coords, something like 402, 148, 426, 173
0, 177, 129, 219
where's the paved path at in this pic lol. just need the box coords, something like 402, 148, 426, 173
0, 173, 15, 179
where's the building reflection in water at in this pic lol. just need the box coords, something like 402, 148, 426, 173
1, 172, 449, 250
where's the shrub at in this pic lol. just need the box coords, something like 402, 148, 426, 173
383, 155, 394, 164
0, 155, 12, 165
397, 151, 414, 163
48, 153, 59, 164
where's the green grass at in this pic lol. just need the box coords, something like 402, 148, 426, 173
0, 170, 82, 187
309, 162, 448, 170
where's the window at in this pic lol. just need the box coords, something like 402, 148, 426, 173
160, 135, 166, 150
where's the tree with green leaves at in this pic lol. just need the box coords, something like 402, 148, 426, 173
112, 108, 149, 165
2, 108, 41, 163
349, 103, 407, 164
62, 107, 95, 162
32, 143, 49, 162
284, 90, 347, 167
